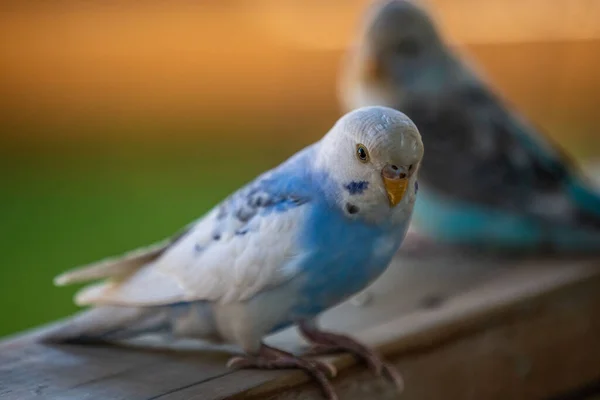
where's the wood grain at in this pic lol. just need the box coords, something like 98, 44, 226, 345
1, 251, 599, 400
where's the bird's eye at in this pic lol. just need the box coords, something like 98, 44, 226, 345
394, 39, 420, 57
356, 144, 370, 163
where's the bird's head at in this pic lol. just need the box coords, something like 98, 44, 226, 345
316, 106, 423, 224
340, 0, 449, 110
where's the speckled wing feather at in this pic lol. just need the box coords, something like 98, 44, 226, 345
60, 146, 316, 307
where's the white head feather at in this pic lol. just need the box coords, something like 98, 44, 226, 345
315, 106, 423, 224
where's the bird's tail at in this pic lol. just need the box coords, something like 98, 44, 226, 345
567, 177, 600, 225
37, 306, 171, 344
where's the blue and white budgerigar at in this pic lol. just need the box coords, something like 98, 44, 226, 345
340, 0, 600, 253
43, 106, 424, 399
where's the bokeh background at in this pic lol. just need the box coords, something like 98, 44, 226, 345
1, 0, 599, 338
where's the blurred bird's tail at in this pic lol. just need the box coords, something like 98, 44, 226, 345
37, 306, 171, 344
568, 177, 600, 226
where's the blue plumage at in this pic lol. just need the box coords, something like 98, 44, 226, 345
211, 144, 409, 325
567, 177, 600, 217
293, 197, 407, 319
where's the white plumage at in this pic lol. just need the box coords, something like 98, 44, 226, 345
59, 195, 308, 307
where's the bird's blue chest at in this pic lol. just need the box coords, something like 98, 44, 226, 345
291, 202, 402, 318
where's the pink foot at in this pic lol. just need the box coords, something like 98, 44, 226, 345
227, 344, 338, 400
299, 321, 404, 393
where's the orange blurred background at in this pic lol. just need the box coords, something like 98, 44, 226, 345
1, 0, 600, 151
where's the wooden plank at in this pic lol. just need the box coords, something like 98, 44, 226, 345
258, 272, 600, 400
0, 342, 232, 400
1, 251, 599, 400
159, 257, 600, 399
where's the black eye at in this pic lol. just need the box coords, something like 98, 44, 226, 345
356, 144, 370, 163
394, 39, 420, 57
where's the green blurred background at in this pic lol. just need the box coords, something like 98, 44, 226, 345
1, 0, 600, 338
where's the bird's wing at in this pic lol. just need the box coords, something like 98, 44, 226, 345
479, 87, 600, 227
405, 83, 600, 227
53, 226, 193, 286
70, 146, 317, 307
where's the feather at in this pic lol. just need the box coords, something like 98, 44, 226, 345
53, 224, 195, 286
53, 241, 169, 286
37, 306, 167, 344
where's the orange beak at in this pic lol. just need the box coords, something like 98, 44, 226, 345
381, 164, 409, 207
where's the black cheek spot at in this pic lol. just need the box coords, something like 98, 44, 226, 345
346, 203, 360, 215
212, 233, 221, 241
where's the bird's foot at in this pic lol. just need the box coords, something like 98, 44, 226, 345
300, 321, 404, 393
227, 344, 338, 400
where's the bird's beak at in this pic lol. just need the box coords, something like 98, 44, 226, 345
381, 164, 409, 207
361, 55, 382, 83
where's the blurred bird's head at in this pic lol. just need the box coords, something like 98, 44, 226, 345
340, 0, 452, 110
316, 106, 423, 224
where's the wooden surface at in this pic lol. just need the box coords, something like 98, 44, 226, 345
1, 248, 600, 400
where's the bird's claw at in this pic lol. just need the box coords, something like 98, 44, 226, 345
227, 347, 339, 400
299, 323, 404, 393
228, 354, 336, 379
378, 361, 404, 392
304, 342, 403, 391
